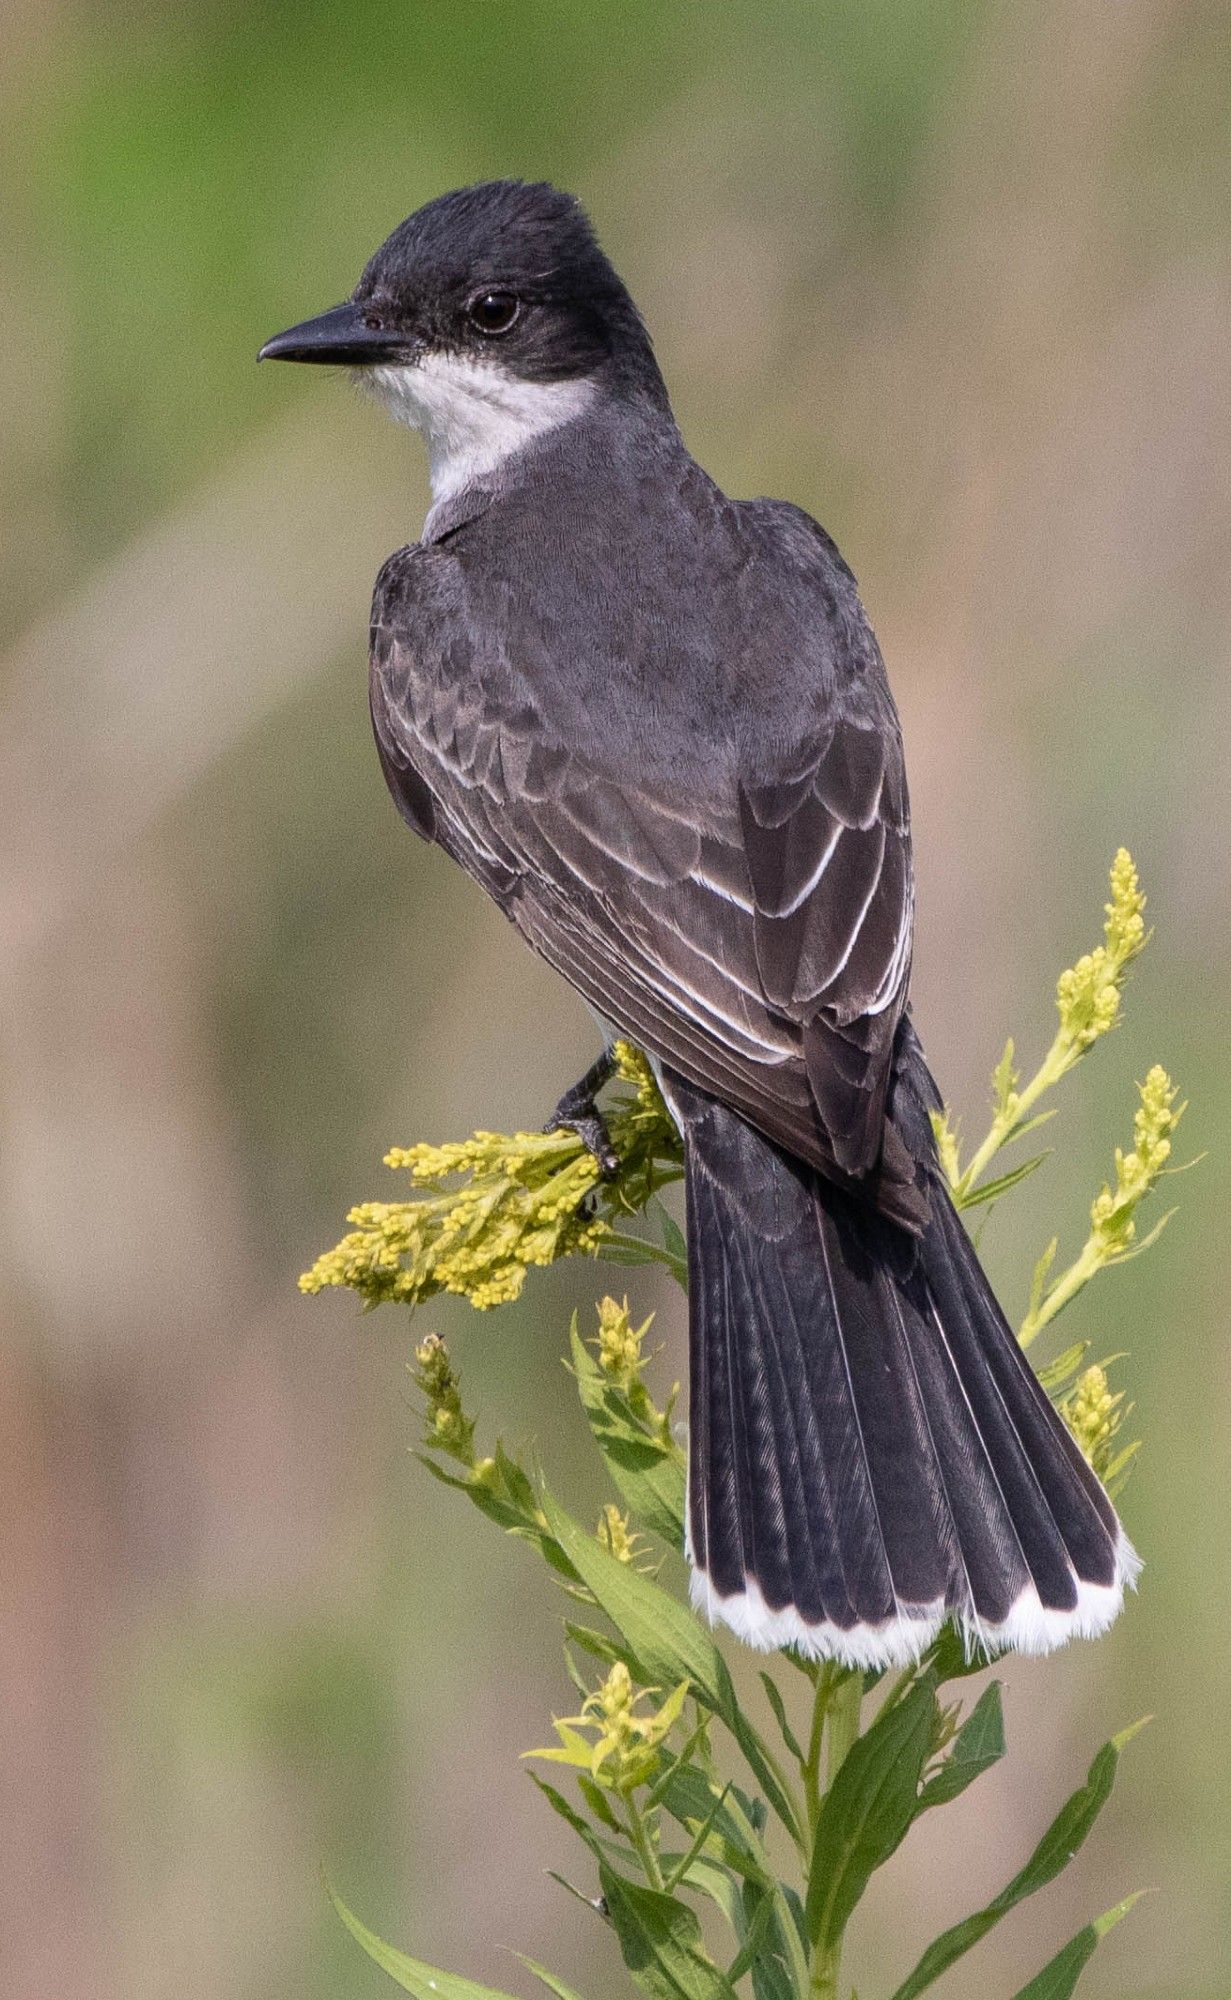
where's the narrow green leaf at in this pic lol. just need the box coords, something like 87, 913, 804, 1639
1011, 1892, 1145, 2000
659, 1208, 688, 1266
599, 1236, 670, 1268
992, 1038, 1018, 1114
671, 1852, 745, 1928
328, 1882, 519, 2000
805, 1676, 937, 1951
664, 1782, 733, 1891
918, 1682, 1005, 1811
1027, 1239, 1059, 1322
598, 1863, 738, 2000
540, 1487, 802, 1843
527, 1771, 625, 1866
759, 1673, 804, 1762
957, 1153, 1049, 1209
578, 1772, 626, 1834
540, 1484, 726, 1709
889, 1724, 1147, 1999
749, 1953, 795, 2000
725, 1887, 777, 1981
569, 1322, 685, 1546
1036, 1341, 1091, 1395
517, 1959, 589, 2000
657, 1763, 770, 1885
547, 1869, 603, 1913
564, 1621, 622, 1668
1005, 1108, 1059, 1145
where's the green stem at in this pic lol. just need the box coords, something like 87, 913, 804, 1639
624, 1793, 664, 1891
808, 1672, 863, 1999
956, 1033, 1072, 1197
802, 1664, 835, 1839
1019, 1238, 1101, 1347
826, 1671, 862, 1790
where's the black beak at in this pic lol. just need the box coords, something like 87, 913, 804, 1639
257, 301, 412, 365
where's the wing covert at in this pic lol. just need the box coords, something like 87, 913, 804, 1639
368, 532, 914, 1190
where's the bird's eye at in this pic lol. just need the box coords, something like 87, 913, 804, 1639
361, 309, 385, 331
467, 291, 520, 335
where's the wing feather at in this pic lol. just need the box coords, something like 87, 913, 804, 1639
369, 534, 914, 1188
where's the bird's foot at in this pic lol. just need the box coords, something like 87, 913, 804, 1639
545, 1051, 619, 1180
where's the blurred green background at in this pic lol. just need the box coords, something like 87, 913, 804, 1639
2, 1, 1227, 1995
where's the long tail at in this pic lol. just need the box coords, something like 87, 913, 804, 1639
666, 1054, 1139, 1671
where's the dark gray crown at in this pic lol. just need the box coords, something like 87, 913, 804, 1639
354, 180, 666, 398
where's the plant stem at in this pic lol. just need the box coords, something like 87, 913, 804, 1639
956, 1035, 1071, 1197
802, 1664, 835, 1839
826, 1671, 862, 1790
1019, 1238, 1102, 1347
807, 1672, 863, 1999
625, 1794, 664, 1890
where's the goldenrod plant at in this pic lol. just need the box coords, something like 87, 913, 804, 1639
307, 854, 1179, 2000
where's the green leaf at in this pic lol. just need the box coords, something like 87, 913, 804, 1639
600, 1234, 673, 1268
328, 1882, 520, 2000
564, 1621, 623, 1668
659, 1208, 688, 1266
657, 1763, 770, 1885
805, 1675, 937, 1951
527, 1772, 613, 1859
725, 1887, 778, 1981
992, 1038, 1019, 1114
598, 1863, 738, 2000
1027, 1239, 1059, 1322
889, 1723, 1147, 1999
957, 1153, 1049, 1209
749, 1950, 795, 2000
1011, 1892, 1145, 1999
918, 1682, 1005, 1810
578, 1772, 626, 1833
569, 1321, 685, 1546
540, 1483, 726, 1709
664, 1782, 733, 1891
1036, 1341, 1091, 1395
538, 1486, 801, 1842
517, 1959, 589, 2000
547, 1869, 604, 1913
924, 1625, 994, 1684
758, 1673, 804, 1762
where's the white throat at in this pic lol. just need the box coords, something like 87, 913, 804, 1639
368, 353, 597, 503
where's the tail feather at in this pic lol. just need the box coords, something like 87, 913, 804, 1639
669, 1063, 1138, 1670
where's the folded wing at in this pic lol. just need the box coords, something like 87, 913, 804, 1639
370, 542, 914, 1195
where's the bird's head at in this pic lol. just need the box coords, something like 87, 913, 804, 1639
259, 180, 665, 501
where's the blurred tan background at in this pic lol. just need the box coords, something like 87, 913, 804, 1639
2, 2, 1228, 1995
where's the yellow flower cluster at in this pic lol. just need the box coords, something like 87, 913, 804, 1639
299, 1041, 682, 1313
412, 1333, 476, 1463
1019, 1062, 1184, 1349
530, 1661, 691, 1796
590, 1295, 678, 1444
937, 852, 1151, 1203
1065, 1365, 1119, 1462
596, 1294, 655, 1388
1089, 1064, 1183, 1259
1055, 848, 1148, 1058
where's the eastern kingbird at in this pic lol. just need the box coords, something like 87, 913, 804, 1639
261, 180, 1137, 1667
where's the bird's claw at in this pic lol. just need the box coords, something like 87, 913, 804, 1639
545, 1051, 620, 1179
546, 1108, 619, 1181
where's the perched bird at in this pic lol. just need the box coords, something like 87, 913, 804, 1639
260, 179, 1137, 1668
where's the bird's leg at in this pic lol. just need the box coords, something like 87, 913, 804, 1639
545, 1048, 619, 1179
